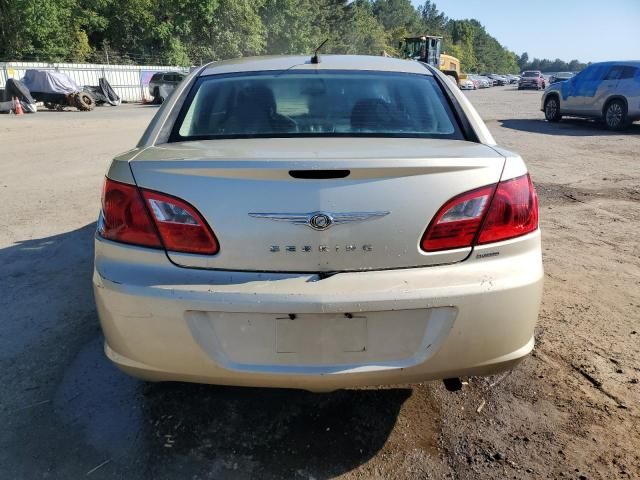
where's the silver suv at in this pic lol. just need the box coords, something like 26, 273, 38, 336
542, 61, 640, 130
148, 71, 186, 104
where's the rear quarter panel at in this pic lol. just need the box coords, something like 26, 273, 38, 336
621, 77, 640, 118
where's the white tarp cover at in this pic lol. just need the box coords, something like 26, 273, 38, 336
21, 69, 80, 94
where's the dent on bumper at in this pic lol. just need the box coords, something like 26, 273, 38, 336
93, 232, 543, 389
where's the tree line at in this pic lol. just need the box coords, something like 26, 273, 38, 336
517, 52, 589, 73
0, 0, 585, 74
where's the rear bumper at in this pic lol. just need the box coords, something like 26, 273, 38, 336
93, 232, 543, 391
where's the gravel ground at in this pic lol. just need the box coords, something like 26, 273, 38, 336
1, 89, 638, 479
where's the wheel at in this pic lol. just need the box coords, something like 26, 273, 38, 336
152, 87, 165, 104
75, 92, 95, 111
544, 96, 562, 122
604, 99, 629, 131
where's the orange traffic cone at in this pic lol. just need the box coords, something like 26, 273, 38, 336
14, 97, 24, 115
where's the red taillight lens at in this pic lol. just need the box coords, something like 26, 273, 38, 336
421, 174, 538, 252
99, 178, 219, 255
141, 190, 219, 254
100, 178, 162, 248
421, 185, 495, 251
478, 174, 538, 244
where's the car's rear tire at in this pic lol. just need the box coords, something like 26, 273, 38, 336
152, 87, 165, 104
604, 99, 629, 131
544, 96, 562, 122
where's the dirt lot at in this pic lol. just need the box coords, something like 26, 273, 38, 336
1, 88, 638, 479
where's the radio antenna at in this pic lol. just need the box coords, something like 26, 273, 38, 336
310, 39, 329, 64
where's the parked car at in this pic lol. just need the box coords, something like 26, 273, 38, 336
148, 71, 186, 103
458, 74, 476, 90
542, 61, 640, 130
549, 72, 574, 84
95, 55, 542, 391
485, 76, 497, 86
478, 74, 496, 86
505, 74, 520, 84
484, 73, 507, 86
470, 74, 491, 88
518, 71, 546, 90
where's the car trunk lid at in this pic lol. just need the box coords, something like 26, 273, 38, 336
130, 138, 504, 272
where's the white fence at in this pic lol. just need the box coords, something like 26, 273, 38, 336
0, 62, 188, 102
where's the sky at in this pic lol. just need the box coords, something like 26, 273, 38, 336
411, 0, 640, 63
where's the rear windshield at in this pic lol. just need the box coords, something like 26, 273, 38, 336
171, 70, 464, 141
523, 71, 540, 77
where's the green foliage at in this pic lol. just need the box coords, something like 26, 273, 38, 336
70, 27, 92, 61
518, 52, 529, 70
373, 0, 417, 29
442, 19, 518, 73
0, 0, 586, 72
343, 1, 390, 56
372, 0, 421, 47
419, 0, 447, 35
204, 0, 265, 59
519, 54, 588, 73
0, 0, 80, 61
260, 0, 318, 55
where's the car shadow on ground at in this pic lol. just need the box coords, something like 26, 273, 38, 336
499, 118, 640, 136
1, 224, 412, 479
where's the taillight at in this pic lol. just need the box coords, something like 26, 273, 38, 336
99, 178, 219, 255
421, 185, 495, 251
100, 178, 162, 248
477, 174, 538, 244
421, 174, 538, 252
141, 190, 219, 254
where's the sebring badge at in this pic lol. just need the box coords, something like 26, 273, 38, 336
248, 210, 390, 231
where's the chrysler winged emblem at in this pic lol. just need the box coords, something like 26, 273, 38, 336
248, 211, 390, 231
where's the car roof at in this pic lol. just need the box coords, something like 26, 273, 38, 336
200, 55, 433, 76
590, 60, 640, 67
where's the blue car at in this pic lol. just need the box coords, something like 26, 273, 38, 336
541, 61, 640, 130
